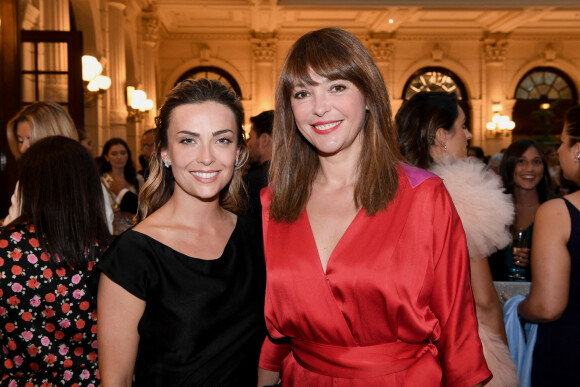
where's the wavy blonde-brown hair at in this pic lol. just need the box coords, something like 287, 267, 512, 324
138, 79, 248, 220
6, 102, 78, 158
269, 27, 402, 222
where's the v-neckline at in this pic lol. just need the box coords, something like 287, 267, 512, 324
304, 207, 364, 275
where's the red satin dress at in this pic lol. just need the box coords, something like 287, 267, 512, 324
258, 164, 491, 386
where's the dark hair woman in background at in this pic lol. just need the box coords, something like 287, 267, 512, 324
0, 136, 110, 385
98, 137, 142, 234
397, 91, 518, 386
489, 139, 554, 282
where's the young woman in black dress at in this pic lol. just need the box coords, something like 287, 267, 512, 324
97, 79, 266, 386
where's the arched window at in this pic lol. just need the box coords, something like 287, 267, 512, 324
176, 66, 242, 98
402, 67, 470, 126
512, 67, 577, 137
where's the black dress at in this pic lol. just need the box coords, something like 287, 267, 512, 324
531, 198, 580, 386
96, 215, 266, 386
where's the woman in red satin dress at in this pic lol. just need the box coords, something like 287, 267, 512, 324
256, 27, 491, 387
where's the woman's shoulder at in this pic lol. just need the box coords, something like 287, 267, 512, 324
101, 229, 161, 262
0, 222, 34, 245
397, 162, 440, 190
538, 196, 567, 214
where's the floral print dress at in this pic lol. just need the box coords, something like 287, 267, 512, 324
0, 224, 101, 386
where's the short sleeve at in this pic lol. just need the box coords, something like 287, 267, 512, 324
95, 231, 158, 300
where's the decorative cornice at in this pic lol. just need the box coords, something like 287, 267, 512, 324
251, 38, 277, 63
483, 37, 508, 64
544, 43, 557, 62
367, 39, 394, 63
164, 33, 253, 40
431, 43, 444, 62
142, 10, 160, 43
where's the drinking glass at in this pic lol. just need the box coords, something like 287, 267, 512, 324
508, 229, 529, 281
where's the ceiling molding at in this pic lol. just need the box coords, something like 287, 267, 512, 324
278, 0, 580, 6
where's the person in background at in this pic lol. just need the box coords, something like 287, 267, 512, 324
97, 79, 266, 386
0, 136, 110, 385
245, 110, 274, 221
98, 138, 142, 234
257, 27, 489, 386
488, 152, 504, 175
468, 145, 487, 163
489, 140, 554, 282
139, 128, 156, 181
545, 145, 561, 190
78, 128, 94, 154
397, 91, 518, 386
514, 105, 580, 385
3, 102, 78, 226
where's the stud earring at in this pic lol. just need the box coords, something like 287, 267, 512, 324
164, 160, 171, 168
444, 144, 447, 153
576, 154, 580, 160
234, 159, 239, 167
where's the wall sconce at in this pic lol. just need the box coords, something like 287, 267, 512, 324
82, 55, 111, 105
127, 86, 154, 123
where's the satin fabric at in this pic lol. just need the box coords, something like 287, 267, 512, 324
259, 164, 491, 386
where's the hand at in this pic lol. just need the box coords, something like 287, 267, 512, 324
501, 292, 511, 302
513, 247, 530, 267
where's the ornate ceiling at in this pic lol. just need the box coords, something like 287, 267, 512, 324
151, 0, 580, 38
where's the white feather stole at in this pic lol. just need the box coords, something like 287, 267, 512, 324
430, 156, 515, 261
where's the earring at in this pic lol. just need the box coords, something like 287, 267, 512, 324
164, 160, 171, 168
234, 159, 239, 167
444, 144, 447, 153
576, 154, 580, 160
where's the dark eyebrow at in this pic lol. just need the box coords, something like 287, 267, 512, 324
212, 129, 235, 136
177, 129, 234, 137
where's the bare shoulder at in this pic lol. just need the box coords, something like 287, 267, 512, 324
132, 210, 170, 239
535, 197, 571, 245
536, 197, 567, 218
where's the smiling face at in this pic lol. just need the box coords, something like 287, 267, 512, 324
161, 101, 240, 203
513, 146, 544, 191
290, 70, 367, 157
105, 144, 129, 170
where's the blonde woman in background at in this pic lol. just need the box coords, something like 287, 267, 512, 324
3, 102, 113, 232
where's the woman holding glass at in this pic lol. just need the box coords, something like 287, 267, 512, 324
257, 27, 490, 387
516, 105, 580, 385
489, 140, 554, 281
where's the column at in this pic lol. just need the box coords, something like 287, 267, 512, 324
483, 34, 511, 153
251, 33, 277, 115
108, 0, 128, 138
141, 8, 160, 129
367, 35, 395, 109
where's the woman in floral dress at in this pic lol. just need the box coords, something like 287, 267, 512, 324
0, 136, 110, 386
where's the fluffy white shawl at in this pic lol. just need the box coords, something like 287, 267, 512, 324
430, 156, 514, 260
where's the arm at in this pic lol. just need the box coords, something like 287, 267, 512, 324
429, 184, 491, 386
3, 182, 20, 225
257, 368, 280, 387
97, 273, 146, 387
470, 257, 507, 344
518, 199, 571, 322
